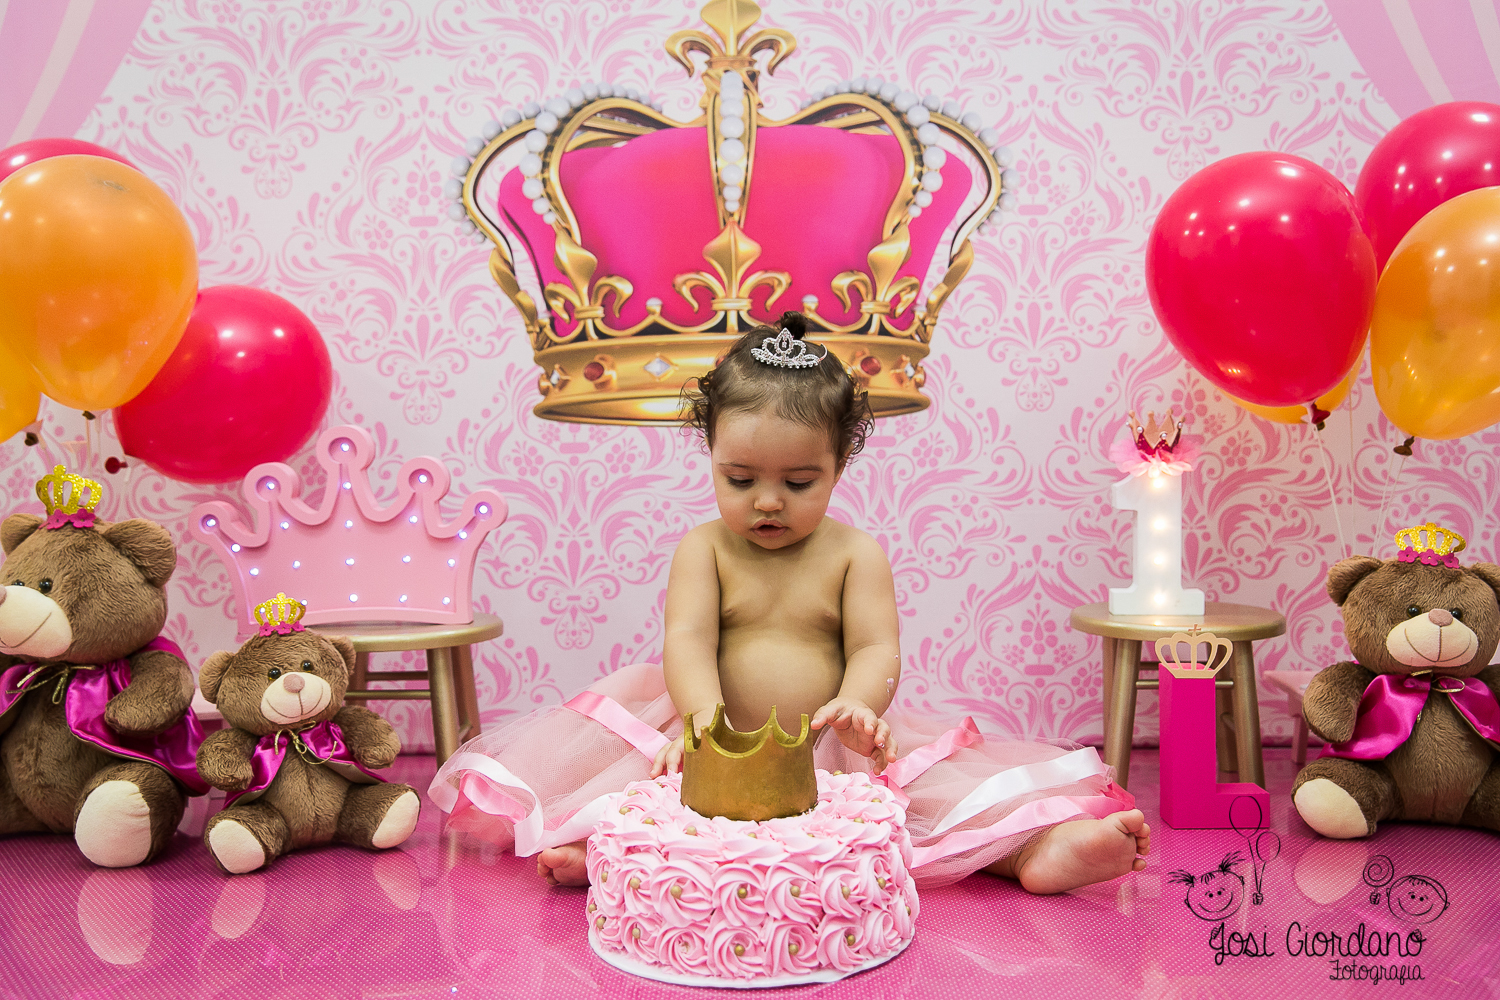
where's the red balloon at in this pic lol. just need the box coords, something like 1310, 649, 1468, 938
1355, 101, 1500, 271
1146, 152, 1376, 408
114, 286, 333, 483
0, 138, 134, 185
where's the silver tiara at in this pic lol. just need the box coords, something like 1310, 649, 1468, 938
750, 328, 828, 369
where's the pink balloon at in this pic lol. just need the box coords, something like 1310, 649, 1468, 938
1355, 101, 1500, 271
1146, 152, 1376, 408
115, 286, 333, 483
0, 138, 134, 185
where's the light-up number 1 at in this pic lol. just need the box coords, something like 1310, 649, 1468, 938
1109, 470, 1204, 616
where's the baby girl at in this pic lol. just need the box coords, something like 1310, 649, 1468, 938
430, 312, 1148, 893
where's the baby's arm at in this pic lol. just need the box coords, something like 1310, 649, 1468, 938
654, 526, 724, 776
812, 531, 901, 771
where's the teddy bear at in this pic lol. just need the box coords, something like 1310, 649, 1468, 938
1292, 522, 1500, 839
195, 592, 420, 874
0, 464, 207, 867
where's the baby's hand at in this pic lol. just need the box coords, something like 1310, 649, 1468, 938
651, 733, 686, 778
811, 698, 898, 774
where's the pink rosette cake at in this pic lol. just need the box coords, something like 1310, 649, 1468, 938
586, 770, 918, 987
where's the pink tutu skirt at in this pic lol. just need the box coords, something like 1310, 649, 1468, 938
429, 663, 1134, 886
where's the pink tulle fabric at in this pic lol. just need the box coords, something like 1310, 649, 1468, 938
429, 663, 1134, 887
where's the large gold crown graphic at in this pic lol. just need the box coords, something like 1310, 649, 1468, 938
453, 0, 1012, 424
680, 704, 817, 821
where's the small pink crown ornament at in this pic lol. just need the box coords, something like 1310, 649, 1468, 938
190, 426, 508, 640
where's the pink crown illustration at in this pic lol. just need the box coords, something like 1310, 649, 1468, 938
447, 0, 1013, 424
190, 425, 508, 640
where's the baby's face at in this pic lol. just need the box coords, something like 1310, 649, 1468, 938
711, 410, 840, 550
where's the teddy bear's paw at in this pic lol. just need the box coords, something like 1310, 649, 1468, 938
75, 780, 154, 868
371, 789, 420, 849
208, 820, 269, 874
1295, 778, 1373, 839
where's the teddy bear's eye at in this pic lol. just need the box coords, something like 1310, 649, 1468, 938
37, 579, 52, 595
267, 667, 282, 680
1451, 608, 1464, 621
300, 660, 313, 671
1407, 605, 1422, 618
9, 579, 20, 587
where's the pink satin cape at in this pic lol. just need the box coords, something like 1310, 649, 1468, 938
0, 637, 210, 795
227, 718, 385, 807
1323, 673, 1500, 760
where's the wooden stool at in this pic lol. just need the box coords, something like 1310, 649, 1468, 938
307, 612, 503, 765
1265, 669, 1320, 765
1069, 601, 1285, 789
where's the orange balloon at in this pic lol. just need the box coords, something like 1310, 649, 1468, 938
0, 155, 197, 410
0, 335, 40, 440
1371, 186, 1500, 439
1235, 361, 1359, 424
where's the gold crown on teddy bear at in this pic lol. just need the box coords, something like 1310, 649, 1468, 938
1395, 521, 1466, 568
36, 464, 102, 516
253, 592, 308, 634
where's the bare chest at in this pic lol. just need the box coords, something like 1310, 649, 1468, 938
717, 555, 846, 638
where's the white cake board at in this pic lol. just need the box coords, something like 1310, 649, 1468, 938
588, 927, 913, 988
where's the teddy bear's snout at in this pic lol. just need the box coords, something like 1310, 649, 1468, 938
1386, 608, 1479, 669
259, 670, 333, 726
0, 584, 73, 659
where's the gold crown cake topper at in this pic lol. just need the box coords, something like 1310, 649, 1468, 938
1396, 521, 1467, 568
36, 464, 102, 517
1155, 626, 1233, 680
254, 592, 308, 636
680, 704, 817, 821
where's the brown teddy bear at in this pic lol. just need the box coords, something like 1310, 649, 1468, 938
0, 465, 207, 867
1292, 522, 1500, 838
196, 593, 420, 873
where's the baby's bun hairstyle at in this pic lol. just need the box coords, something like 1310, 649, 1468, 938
682, 310, 873, 466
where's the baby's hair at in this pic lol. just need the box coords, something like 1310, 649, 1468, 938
681, 311, 873, 465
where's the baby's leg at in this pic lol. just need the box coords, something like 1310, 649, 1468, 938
986, 810, 1150, 894
537, 840, 589, 886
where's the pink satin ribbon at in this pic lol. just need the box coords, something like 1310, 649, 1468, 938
2, 637, 209, 795
878, 716, 983, 790
1324, 673, 1500, 760
564, 689, 672, 761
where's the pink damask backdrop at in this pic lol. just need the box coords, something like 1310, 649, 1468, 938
2, 0, 1491, 752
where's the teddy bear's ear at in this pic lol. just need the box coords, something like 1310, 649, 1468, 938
100, 519, 177, 588
327, 635, 356, 674
1, 513, 43, 556
1469, 563, 1500, 606
1326, 555, 1385, 606
198, 650, 234, 703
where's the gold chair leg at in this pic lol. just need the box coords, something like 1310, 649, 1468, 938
427, 646, 461, 765
1100, 636, 1117, 752
453, 643, 482, 744
1106, 639, 1141, 789
347, 651, 371, 708
1216, 656, 1238, 776
1231, 641, 1266, 787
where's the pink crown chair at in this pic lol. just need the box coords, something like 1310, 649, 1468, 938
190, 425, 508, 763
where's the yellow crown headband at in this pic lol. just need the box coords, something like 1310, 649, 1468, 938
1396, 522, 1466, 569
254, 592, 307, 636
36, 464, 102, 529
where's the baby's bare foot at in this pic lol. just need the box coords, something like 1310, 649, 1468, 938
994, 809, 1151, 895
537, 841, 589, 887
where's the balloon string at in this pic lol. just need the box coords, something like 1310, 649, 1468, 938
1314, 426, 1349, 560
1376, 451, 1409, 557
1346, 400, 1357, 547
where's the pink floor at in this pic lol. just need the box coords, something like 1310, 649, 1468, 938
3, 749, 1497, 999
